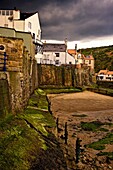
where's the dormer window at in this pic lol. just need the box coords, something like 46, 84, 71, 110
2, 11, 5, 15
6, 11, 9, 16
10, 10, 13, 15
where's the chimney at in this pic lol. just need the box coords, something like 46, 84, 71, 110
75, 44, 77, 51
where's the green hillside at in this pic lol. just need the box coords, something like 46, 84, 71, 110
80, 45, 113, 73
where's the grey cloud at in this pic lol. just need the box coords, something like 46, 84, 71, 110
1, 0, 113, 41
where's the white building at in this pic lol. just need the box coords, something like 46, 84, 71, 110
97, 70, 113, 81
0, 8, 43, 61
42, 43, 75, 65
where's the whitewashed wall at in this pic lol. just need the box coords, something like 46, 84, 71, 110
25, 13, 41, 41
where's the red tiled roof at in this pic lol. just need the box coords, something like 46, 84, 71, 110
98, 70, 108, 75
107, 71, 113, 75
67, 49, 76, 55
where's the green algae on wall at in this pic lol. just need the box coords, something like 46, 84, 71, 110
0, 88, 56, 170
0, 78, 11, 116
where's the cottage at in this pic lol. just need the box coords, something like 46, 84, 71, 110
97, 70, 113, 81
42, 42, 75, 65
83, 55, 94, 70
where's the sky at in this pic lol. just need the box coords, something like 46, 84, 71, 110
1, 0, 113, 49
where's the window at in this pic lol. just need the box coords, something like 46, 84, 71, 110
28, 22, 32, 29
69, 62, 72, 64
55, 60, 59, 65
38, 30, 40, 37
100, 76, 103, 80
55, 53, 59, 57
2, 10, 5, 15
89, 60, 91, 64
4, 24, 8, 27
32, 33, 35, 40
6, 11, 9, 15
10, 10, 13, 15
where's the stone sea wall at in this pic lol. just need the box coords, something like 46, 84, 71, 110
0, 37, 37, 115
37, 64, 91, 87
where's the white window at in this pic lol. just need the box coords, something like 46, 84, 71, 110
10, 10, 13, 15
28, 22, 32, 29
2, 10, 5, 15
6, 11, 9, 15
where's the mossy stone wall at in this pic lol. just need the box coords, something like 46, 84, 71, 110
0, 37, 38, 114
97, 80, 113, 89
38, 64, 91, 87
0, 74, 11, 116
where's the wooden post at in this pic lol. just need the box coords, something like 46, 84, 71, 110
64, 122, 68, 144
56, 117, 59, 131
75, 138, 82, 163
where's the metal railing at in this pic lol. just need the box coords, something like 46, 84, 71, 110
0, 52, 7, 71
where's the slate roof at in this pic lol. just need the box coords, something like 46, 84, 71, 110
20, 12, 36, 20
83, 55, 94, 60
43, 43, 66, 52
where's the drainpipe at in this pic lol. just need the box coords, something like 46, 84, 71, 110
65, 38, 67, 64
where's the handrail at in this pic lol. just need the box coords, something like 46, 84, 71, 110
0, 52, 7, 71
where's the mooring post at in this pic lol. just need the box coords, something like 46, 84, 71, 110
64, 122, 68, 144
75, 137, 82, 164
3, 52, 7, 72
56, 117, 59, 131
46, 96, 52, 115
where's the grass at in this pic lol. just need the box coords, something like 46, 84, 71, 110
0, 88, 56, 170
81, 121, 112, 132
97, 152, 113, 160
0, 114, 42, 170
43, 87, 82, 94
81, 121, 104, 131
86, 133, 113, 150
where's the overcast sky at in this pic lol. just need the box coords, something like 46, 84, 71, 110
1, 0, 113, 48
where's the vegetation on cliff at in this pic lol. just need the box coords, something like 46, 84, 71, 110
81, 45, 113, 72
